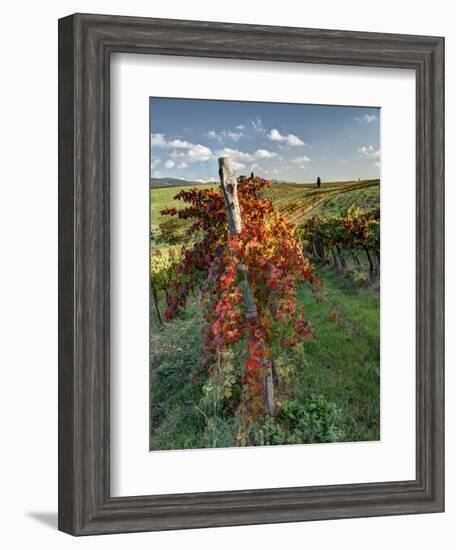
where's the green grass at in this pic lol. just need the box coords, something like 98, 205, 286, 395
290, 269, 380, 441
149, 266, 380, 450
149, 297, 207, 450
150, 183, 214, 225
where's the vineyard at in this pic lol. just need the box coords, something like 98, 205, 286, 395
261, 179, 379, 225
150, 173, 380, 450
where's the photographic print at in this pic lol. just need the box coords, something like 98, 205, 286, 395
150, 98, 380, 451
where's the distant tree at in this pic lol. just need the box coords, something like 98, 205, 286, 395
251, 171, 254, 178
317, 176, 321, 188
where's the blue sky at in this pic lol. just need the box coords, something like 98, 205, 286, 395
150, 98, 380, 183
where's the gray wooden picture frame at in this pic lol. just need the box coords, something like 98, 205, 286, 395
58, 13, 445, 536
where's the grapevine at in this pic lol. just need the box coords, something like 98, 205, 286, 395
162, 177, 314, 421
300, 206, 380, 276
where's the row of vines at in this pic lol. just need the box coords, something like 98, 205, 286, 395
262, 179, 380, 226
300, 206, 380, 281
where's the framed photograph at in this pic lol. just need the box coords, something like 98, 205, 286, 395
58, 13, 444, 535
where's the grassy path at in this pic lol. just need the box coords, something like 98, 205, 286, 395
291, 269, 380, 442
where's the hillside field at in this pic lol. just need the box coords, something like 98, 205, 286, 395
261, 179, 379, 224
151, 179, 379, 227
150, 182, 214, 225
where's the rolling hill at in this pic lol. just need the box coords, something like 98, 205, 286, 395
150, 177, 217, 188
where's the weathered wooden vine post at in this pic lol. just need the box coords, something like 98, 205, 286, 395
218, 157, 276, 416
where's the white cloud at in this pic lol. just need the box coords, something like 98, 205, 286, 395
231, 161, 246, 171
190, 144, 212, 160
205, 130, 223, 141
255, 149, 277, 159
168, 138, 193, 148
291, 155, 311, 164
268, 129, 284, 141
150, 133, 198, 149
374, 161, 381, 168
251, 117, 265, 133
358, 145, 380, 158
226, 131, 245, 141
171, 144, 213, 164
164, 159, 175, 169
177, 162, 188, 169
298, 165, 308, 170
216, 147, 278, 163
150, 157, 160, 170
206, 129, 246, 141
150, 133, 167, 147
236, 124, 246, 130
287, 135, 305, 146
216, 147, 255, 162
195, 177, 217, 183
356, 114, 377, 123
268, 128, 305, 146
